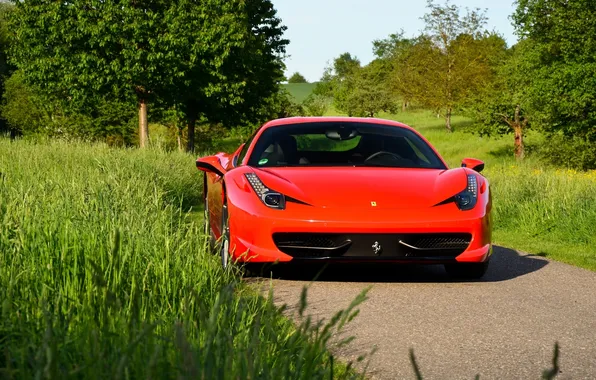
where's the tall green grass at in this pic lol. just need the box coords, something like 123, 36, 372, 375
0, 140, 368, 378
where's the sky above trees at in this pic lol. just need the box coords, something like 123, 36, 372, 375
273, 0, 517, 82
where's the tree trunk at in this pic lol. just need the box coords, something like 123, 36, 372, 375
513, 104, 525, 160
513, 125, 524, 160
138, 98, 149, 148
186, 117, 196, 153
177, 130, 183, 152
402, 101, 407, 112
445, 107, 452, 133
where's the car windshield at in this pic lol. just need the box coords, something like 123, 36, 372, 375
247, 122, 447, 169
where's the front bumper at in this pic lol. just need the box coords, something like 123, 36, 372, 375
227, 202, 492, 264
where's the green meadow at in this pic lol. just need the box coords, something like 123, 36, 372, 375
283, 83, 318, 103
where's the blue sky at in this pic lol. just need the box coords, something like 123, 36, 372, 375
272, 0, 518, 82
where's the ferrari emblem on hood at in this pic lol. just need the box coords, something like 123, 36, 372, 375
371, 201, 377, 207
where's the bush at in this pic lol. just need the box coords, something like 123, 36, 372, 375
1, 70, 136, 143
303, 94, 330, 116
537, 134, 596, 170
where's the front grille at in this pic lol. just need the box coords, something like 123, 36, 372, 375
405, 234, 471, 250
272, 233, 352, 257
275, 233, 341, 248
273, 232, 472, 259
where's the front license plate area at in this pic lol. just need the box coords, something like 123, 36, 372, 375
343, 234, 401, 257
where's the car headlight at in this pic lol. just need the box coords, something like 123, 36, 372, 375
245, 173, 286, 210
455, 174, 478, 211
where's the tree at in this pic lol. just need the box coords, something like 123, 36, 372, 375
0, 70, 46, 136
372, 31, 414, 111
302, 94, 329, 116
313, 53, 394, 117
511, 0, 596, 168
469, 40, 532, 160
338, 61, 395, 117
389, 1, 501, 132
172, 0, 288, 152
288, 72, 308, 83
9, 1, 181, 147
8, 0, 288, 149
0, 2, 15, 136
1, 69, 137, 142
332, 53, 360, 80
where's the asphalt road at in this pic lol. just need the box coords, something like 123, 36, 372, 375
261, 246, 596, 379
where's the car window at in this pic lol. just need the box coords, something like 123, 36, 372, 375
295, 134, 361, 152
247, 122, 446, 169
235, 129, 260, 166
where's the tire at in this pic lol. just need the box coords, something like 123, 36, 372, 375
203, 197, 216, 252
219, 203, 231, 269
444, 261, 489, 279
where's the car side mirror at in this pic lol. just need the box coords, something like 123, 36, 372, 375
196, 156, 226, 177
461, 158, 485, 173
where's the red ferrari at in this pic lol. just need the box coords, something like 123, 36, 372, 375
197, 117, 492, 278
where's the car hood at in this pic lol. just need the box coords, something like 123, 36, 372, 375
255, 167, 468, 210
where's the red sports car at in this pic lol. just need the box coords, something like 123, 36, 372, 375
197, 117, 492, 278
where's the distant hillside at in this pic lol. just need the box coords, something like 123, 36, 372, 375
283, 82, 317, 103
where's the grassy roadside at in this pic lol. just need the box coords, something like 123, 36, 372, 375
0, 140, 368, 378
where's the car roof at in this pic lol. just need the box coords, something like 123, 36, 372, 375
261, 117, 416, 132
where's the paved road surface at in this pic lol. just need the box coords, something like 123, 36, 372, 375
261, 246, 596, 379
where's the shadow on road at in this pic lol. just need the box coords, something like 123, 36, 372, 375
248, 246, 549, 283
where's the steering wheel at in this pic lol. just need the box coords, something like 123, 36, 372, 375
364, 151, 403, 162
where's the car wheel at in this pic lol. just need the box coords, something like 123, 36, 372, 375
444, 261, 489, 279
220, 203, 231, 269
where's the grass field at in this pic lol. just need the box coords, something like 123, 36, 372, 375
0, 140, 368, 378
283, 83, 318, 103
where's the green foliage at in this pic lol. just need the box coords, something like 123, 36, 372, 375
466, 39, 530, 159
0, 140, 369, 379
372, 30, 413, 61
332, 53, 361, 79
537, 134, 596, 171
0, 2, 12, 77
288, 72, 308, 83
385, 1, 505, 131
8, 0, 288, 147
174, 0, 288, 132
334, 63, 395, 117
1, 70, 135, 142
0, 2, 14, 135
302, 93, 330, 116
511, 0, 596, 169
227, 87, 305, 139
0, 70, 46, 135
262, 87, 306, 119
316, 54, 394, 117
